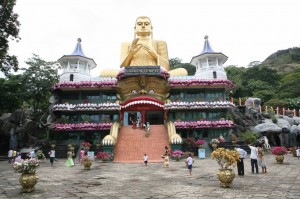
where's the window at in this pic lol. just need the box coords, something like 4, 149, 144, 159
70, 74, 74, 81
62, 92, 79, 101
206, 89, 224, 101
82, 91, 101, 101
102, 91, 117, 100
208, 58, 216, 66
185, 90, 205, 101
213, 71, 217, 79
170, 90, 181, 101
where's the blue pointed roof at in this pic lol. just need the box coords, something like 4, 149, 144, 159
201, 35, 214, 54
58, 38, 96, 69
71, 38, 86, 56
190, 35, 228, 65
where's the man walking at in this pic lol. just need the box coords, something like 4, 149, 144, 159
249, 144, 259, 174
236, 146, 247, 176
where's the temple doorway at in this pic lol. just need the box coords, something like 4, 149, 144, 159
123, 111, 142, 126
145, 111, 164, 125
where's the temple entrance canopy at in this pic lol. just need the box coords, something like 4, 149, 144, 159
120, 96, 165, 126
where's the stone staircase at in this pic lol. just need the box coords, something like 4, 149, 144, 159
113, 125, 170, 163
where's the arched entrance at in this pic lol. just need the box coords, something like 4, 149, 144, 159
120, 96, 165, 126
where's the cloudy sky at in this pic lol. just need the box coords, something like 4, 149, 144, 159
8, 0, 300, 76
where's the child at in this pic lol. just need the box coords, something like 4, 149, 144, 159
260, 157, 267, 173
296, 147, 300, 160
185, 154, 193, 175
143, 154, 148, 166
258, 144, 267, 173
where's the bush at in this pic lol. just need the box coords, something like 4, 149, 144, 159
271, 146, 288, 156
96, 152, 112, 160
195, 139, 206, 145
241, 130, 257, 144
182, 137, 196, 147
182, 151, 194, 158
271, 116, 278, 123
170, 150, 184, 158
36, 150, 46, 160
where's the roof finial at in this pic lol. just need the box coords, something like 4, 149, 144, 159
77, 38, 81, 43
204, 35, 208, 40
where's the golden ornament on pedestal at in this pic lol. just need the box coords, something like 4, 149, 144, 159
19, 173, 38, 193
83, 159, 92, 170
216, 169, 235, 188
275, 155, 284, 163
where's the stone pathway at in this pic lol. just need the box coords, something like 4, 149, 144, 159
0, 154, 299, 199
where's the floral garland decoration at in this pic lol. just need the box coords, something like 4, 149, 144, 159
164, 101, 235, 110
52, 80, 117, 91
52, 123, 112, 131
174, 120, 234, 129
53, 103, 121, 111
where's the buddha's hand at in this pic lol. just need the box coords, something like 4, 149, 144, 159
143, 45, 158, 59
129, 38, 143, 55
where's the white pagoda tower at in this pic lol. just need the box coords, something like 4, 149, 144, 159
191, 36, 228, 80
58, 38, 96, 82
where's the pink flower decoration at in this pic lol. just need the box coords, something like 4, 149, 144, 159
52, 123, 112, 131
168, 79, 234, 88
173, 120, 234, 129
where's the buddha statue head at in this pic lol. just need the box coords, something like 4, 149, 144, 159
134, 16, 153, 38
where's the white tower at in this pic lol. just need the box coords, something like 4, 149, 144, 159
191, 36, 228, 80
58, 38, 97, 82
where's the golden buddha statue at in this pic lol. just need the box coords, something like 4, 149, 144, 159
120, 16, 170, 71
100, 16, 187, 77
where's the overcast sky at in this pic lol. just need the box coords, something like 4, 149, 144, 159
8, 0, 300, 77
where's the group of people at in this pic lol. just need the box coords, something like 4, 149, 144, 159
7, 149, 17, 163
236, 143, 267, 176
65, 147, 87, 167
130, 117, 148, 130
8, 148, 39, 164
144, 146, 194, 175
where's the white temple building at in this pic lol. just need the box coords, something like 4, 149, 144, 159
58, 38, 97, 82
190, 35, 228, 80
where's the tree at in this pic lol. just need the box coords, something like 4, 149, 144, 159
169, 57, 196, 75
0, 0, 21, 76
169, 57, 182, 68
279, 70, 300, 98
225, 66, 247, 97
20, 54, 59, 119
172, 63, 196, 76
0, 75, 24, 115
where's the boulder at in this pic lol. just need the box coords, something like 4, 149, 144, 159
282, 116, 295, 126
277, 118, 291, 133
253, 123, 282, 134
293, 117, 300, 125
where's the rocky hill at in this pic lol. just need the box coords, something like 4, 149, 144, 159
262, 47, 300, 74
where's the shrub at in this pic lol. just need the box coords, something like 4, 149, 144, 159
211, 148, 240, 169
195, 139, 206, 146
36, 150, 46, 160
183, 137, 196, 147
241, 130, 257, 144
96, 152, 112, 160
271, 146, 288, 156
170, 150, 184, 158
271, 116, 278, 123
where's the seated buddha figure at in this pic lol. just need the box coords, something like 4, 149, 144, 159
121, 16, 170, 71
100, 16, 187, 77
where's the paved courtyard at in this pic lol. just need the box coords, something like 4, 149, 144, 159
0, 153, 299, 199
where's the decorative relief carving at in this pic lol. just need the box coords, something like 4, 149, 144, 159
116, 76, 169, 103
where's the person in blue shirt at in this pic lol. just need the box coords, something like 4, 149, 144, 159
236, 145, 247, 176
